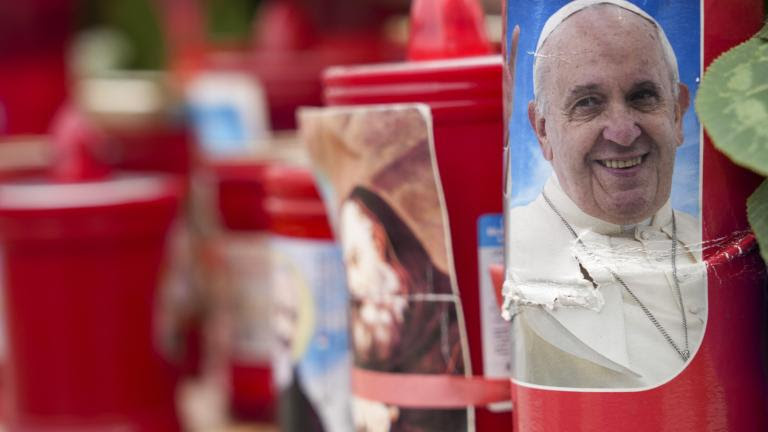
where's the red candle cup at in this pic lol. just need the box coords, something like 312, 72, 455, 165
210, 160, 275, 421
319, 3, 509, 428
0, 174, 182, 432
323, 55, 510, 431
501, 0, 767, 430
264, 164, 353, 432
75, 72, 192, 177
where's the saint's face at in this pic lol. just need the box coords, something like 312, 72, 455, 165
339, 199, 407, 362
530, 5, 689, 225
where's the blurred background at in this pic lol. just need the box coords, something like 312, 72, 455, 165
0, 1, 502, 431
0, 0, 502, 136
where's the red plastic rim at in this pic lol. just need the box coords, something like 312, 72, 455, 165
212, 160, 274, 231
0, 173, 181, 241
323, 55, 503, 123
262, 164, 331, 239
0, 175, 178, 210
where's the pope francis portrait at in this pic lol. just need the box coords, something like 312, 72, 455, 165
503, 0, 706, 389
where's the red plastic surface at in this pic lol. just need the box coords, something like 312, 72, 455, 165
0, 177, 182, 431
263, 164, 333, 240
325, 56, 508, 429
252, 0, 317, 52
508, 1, 768, 430
213, 161, 272, 231
49, 105, 110, 182
210, 160, 274, 419
229, 363, 275, 421
248, 0, 403, 131
0, 177, 182, 241
434, 117, 507, 431
407, 0, 491, 60
108, 125, 193, 176
0, 1, 72, 136
323, 56, 503, 124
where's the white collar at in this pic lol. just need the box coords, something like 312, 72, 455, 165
544, 176, 673, 237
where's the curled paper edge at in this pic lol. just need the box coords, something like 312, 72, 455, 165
501, 273, 605, 321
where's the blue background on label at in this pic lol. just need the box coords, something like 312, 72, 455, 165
505, 0, 701, 218
297, 244, 350, 377
478, 214, 504, 248
188, 104, 246, 154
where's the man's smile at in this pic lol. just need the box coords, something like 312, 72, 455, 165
595, 155, 646, 170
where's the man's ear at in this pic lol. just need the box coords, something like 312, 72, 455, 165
528, 101, 552, 161
674, 83, 690, 147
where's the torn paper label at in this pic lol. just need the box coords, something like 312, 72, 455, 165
501, 272, 605, 321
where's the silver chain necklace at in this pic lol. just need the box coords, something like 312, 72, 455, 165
542, 192, 690, 362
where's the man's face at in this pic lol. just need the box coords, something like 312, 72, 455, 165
529, 5, 689, 225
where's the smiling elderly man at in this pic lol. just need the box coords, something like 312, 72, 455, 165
503, 0, 706, 388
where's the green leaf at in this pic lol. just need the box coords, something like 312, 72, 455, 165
696, 22, 768, 176
103, 0, 166, 70
205, 0, 259, 44
747, 179, 768, 264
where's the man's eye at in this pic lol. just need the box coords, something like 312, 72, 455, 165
567, 95, 603, 120
630, 89, 659, 105
574, 96, 600, 109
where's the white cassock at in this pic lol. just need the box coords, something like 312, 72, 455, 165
504, 176, 706, 388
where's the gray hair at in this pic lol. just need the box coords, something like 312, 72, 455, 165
532, 0, 680, 115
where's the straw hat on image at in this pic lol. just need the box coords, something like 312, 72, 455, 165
299, 105, 450, 274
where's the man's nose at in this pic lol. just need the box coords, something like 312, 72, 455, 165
602, 107, 641, 146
